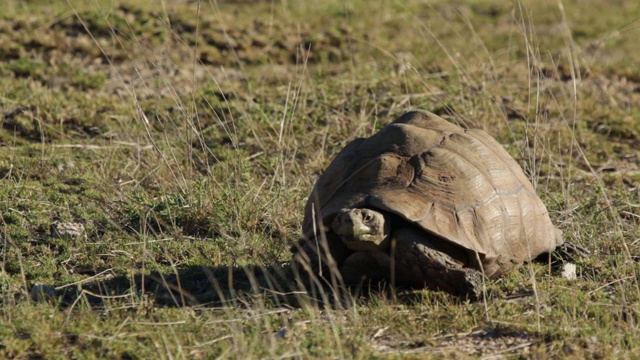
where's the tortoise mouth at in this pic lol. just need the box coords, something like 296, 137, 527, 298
340, 235, 385, 252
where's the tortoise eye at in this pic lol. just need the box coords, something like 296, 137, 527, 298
364, 213, 373, 222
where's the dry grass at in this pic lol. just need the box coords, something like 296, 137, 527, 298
0, 0, 639, 358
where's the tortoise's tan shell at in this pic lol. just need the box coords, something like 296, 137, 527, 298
301, 111, 563, 277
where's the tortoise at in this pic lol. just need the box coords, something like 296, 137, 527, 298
292, 110, 568, 297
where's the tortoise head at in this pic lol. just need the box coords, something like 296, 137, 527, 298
331, 208, 390, 251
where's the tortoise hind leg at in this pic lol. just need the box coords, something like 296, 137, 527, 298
535, 241, 590, 264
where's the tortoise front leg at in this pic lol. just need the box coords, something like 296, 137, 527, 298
391, 227, 483, 299
339, 251, 394, 286
292, 232, 351, 284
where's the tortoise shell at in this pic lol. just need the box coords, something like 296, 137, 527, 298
301, 110, 563, 277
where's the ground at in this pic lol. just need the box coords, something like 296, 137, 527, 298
0, 0, 639, 358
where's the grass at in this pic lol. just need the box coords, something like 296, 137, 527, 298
0, 0, 639, 358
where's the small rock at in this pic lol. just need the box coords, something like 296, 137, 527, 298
275, 328, 287, 339
561, 262, 577, 281
50, 221, 87, 241
30, 283, 56, 302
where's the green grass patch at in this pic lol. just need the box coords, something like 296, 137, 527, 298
0, 0, 639, 357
